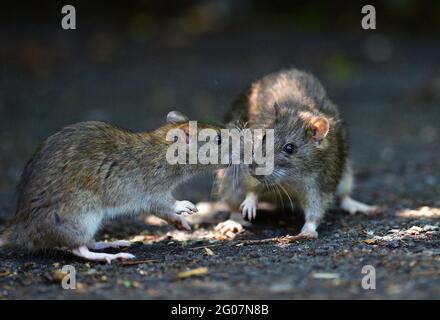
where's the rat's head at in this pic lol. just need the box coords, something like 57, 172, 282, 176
162, 111, 229, 173
250, 104, 332, 184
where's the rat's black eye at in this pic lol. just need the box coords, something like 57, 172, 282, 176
215, 134, 222, 145
282, 143, 295, 154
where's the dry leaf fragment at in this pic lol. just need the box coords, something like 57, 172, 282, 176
0, 270, 11, 278
363, 239, 376, 245
204, 247, 214, 256
177, 267, 208, 279
45, 269, 68, 283
120, 280, 141, 289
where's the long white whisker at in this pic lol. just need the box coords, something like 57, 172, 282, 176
267, 177, 285, 212
276, 182, 295, 214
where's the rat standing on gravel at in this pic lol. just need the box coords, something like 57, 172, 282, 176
0, 111, 226, 262
214, 68, 379, 240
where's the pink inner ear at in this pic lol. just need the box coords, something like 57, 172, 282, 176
180, 125, 190, 144
311, 117, 329, 141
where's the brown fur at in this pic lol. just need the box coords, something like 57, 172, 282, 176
217, 68, 349, 235
5, 118, 225, 250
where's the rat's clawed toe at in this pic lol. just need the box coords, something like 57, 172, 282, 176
71, 246, 135, 264
363, 205, 381, 216
239, 193, 258, 221
176, 215, 192, 231
240, 199, 257, 221
113, 252, 136, 261
101, 253, 136, 264
174, 200, 198, 215
165, 212, 192, 231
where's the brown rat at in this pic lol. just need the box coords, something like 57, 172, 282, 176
215, 68, 379, 239
0, 111, 226, 262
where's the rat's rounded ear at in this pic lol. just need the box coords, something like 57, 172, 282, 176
167, 111, 189, 124
310, 117, 329, 142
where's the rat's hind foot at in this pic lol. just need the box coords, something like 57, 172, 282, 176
88, 240, 132, 250
71, 246, 135, 264
340, 196, 380, 215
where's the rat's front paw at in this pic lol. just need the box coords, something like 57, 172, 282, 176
279, 224, 318, 243
174, 200, 198, 215
165, 212, 192, 231
240, 198, 258, 221
300, 223, 319, 239
299, 229, 318, 239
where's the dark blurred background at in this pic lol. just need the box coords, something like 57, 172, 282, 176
1, 0, 439, 218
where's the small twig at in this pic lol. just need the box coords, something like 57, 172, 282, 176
188, 244, 222, 250
237, 237, 281, 246
278, 234, 309, 243
118, 259, 159, 266
238, 235, 307, 246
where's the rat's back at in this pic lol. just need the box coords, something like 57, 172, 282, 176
12, 121, 139, 249
226, 68, 340, 126
16, 121, 127, 209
